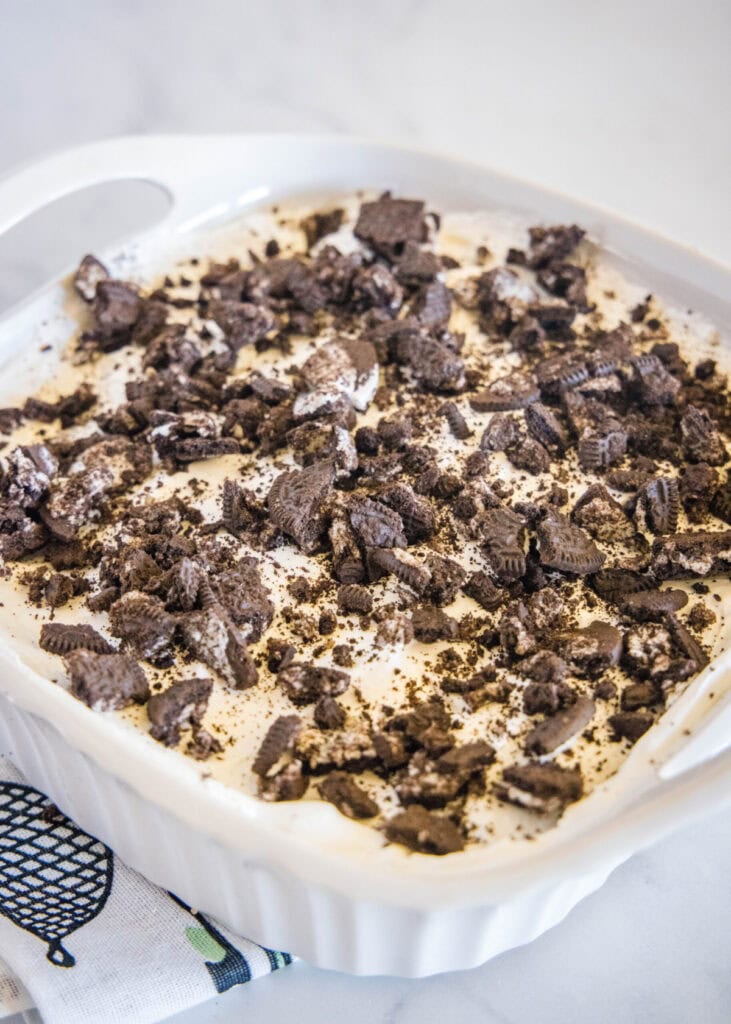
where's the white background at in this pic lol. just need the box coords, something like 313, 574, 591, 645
1, 1, 730, 1021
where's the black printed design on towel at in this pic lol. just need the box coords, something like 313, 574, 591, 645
170, 892, 292, 992
0, 781, 114, 967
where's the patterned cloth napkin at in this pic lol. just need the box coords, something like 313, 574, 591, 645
0, 756, 292, 1024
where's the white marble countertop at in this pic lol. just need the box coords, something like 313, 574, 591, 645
1, 1, 730, 1021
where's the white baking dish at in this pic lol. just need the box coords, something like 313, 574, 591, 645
0, 134, 729, 977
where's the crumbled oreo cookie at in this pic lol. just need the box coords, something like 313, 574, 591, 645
496, 762, 583, 813
636, 477, 680, 535
440, 401, 471, 440
524, 695, 595, 754
537, 512, 605, 575
278, 662, 350, 705
620, 589, 688, 620
680, 405, 727, 466
314, 695, 347, 731
651, 530, 731, 580
560, 622, 623, 677
300, 208, 344, 249
481, 506, 526, 583
73, 254, 109, 302
383, 805, 464, 855
258, 760, 308, 802
608, 711, 653, 744
318, 773, 378, 819
268, 461, 334, 553
354, 196, 427, 258
411, 606, 458, 643
147, 677, 213, 746
252, 714, 302, 776
108, 592, 176, 663
65, 650, 149, 712
179, 608, 258, 689
40, 622, 114, 656
470, 372, 539, 412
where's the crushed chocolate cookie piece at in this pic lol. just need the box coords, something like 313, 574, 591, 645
337, 583, 373, 615
527, 224, 585, 269
440, 401, 471, 440
314, 695, 346, 731
437, 740, 495, 774
623, 622, 674, 678
687, 603, 717, 631
300, 208, 344, 249
208, 299, 276, 350
481, 506, 526, 583
318, 772, 378, 819
609, 711, 653, 743
522, 680, 575, 716
470, 372, 539, 412
258, 760, 308, 802
395, 240, 440, 285
108, 592, 176, 663
515, 650, 568, 684
180, 608, 258, 689
73, 254, 109, 302
373, 730, 410, 769
173, 437, 239, 462
278, 662, 350, 705
349, 496, 407, 549
268, 461, 334, 553
572, 484, 635, 543
621, 589, 688, 620
354, 425, 379, 455
590, 568, 656, 604
507, 435, 551, 475
411, 606, 458, 643
621, 681, 658, 712
267, 638, 296, 673
440, 666, 496, 694
328, 513, 365, 584
651, 530, 731, 580
680, 463, 719, 523
65, 650, 149, 712
296, 727, 377, 774
636, 477, 680, 535
524, 403, 568, 452
480, 413, 521, 452
560, 622, 623, 676
680, 405, 727, 466
412, 280, 452, 329
93, 279, 142, 340
395, 751, 468, 808
524, 695, 594, 754
377, 484, 435, 544
147, 677, 213, 746
537, 512, 605, 575
422, 552, 466, 606
354, 196, 427, 259
497, 762, 583, 813
368, 548, 426, 590
40, 622, 114, 656
377, 416, 413, 451
383, 805, 464, 855
253, 714, 302, 776
86, 587, 120, 613
374, 611, 414, 647
463, 571, 504, 611
537, 261, 588, 309
630, 354, 680, 406
666, 614, 709, 671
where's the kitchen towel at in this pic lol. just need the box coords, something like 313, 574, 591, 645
0, 756, 292, 1024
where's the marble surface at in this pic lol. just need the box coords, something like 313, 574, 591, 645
0, 1, 730, 1021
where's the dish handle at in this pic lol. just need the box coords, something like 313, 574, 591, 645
0, 135, 206, 238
